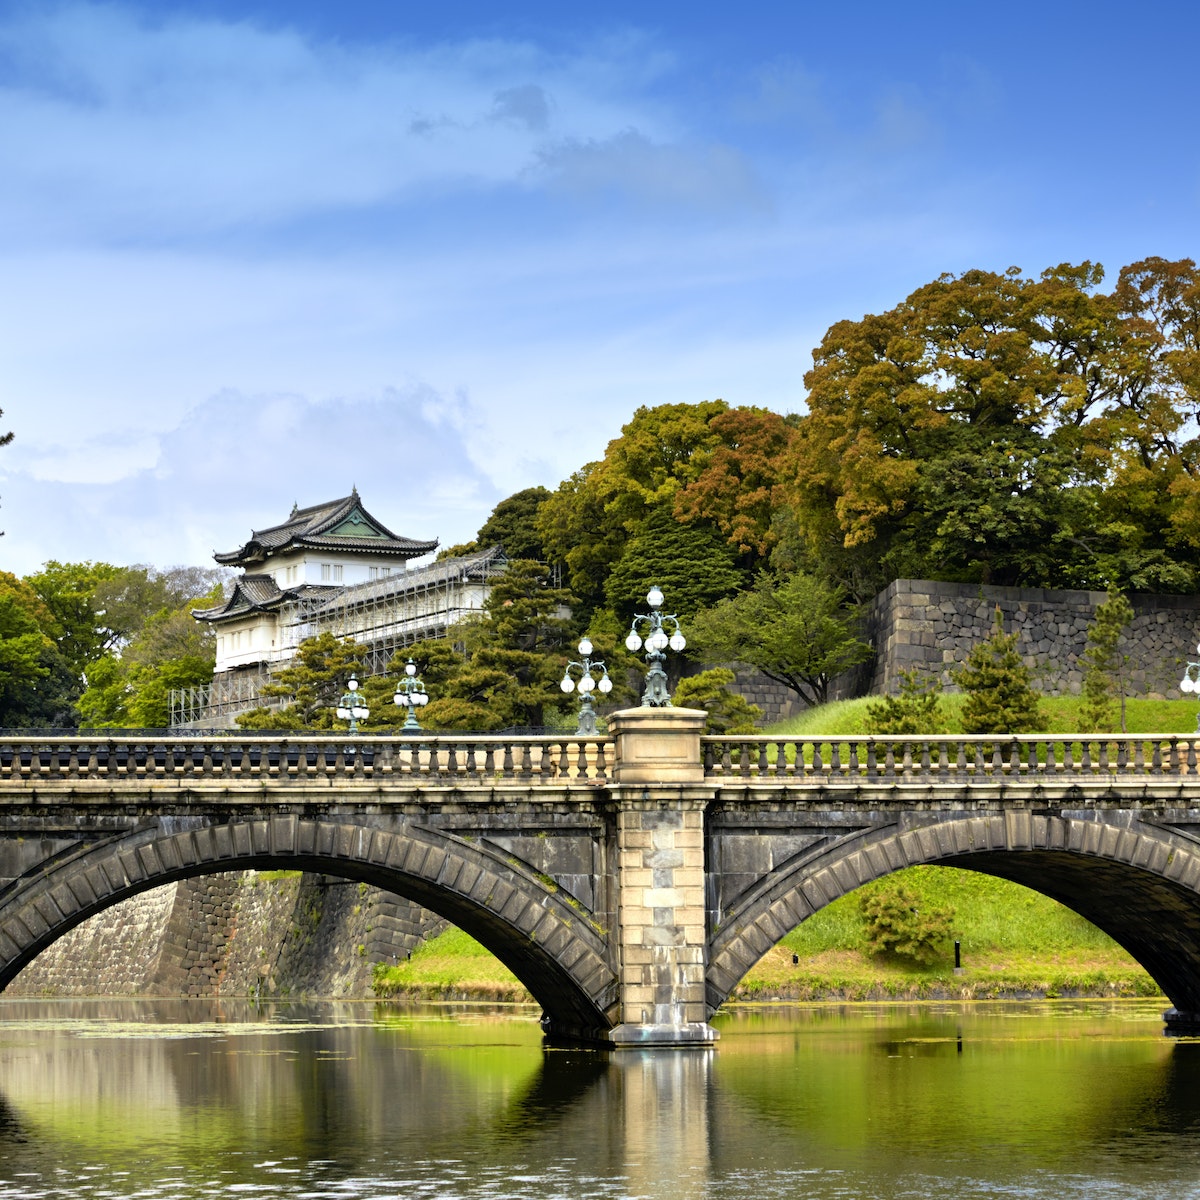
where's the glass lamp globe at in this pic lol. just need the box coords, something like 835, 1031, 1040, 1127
646, 585, 664, 609
560, 676, 575, 693
1183, 676, 1196, 694
669, 632, 686, 652
652, 630, 670, 652
347, 677, 359, 691
578, 638, 593, 657
416, 691, 428, 705
579, 675, 595, 693
405, 660, 417, 677
336, 706, 350, 719
598, 675, 613, 694
625, 632, 643, 652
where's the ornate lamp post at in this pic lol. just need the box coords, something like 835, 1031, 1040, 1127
393, 658, 430, 732
1178, 643, 1200, 732
335, 674, 369, 734
559, 637, 614, 735
625, 585, 686, 707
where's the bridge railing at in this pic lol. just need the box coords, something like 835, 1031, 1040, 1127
701, 734, 1200, 781
0, 736, 613, 785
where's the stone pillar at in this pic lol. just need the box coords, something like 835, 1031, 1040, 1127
606, 707, 718, 1047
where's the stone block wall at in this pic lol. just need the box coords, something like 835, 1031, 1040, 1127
7, 872, 449, 999
866, 579, 1200, 697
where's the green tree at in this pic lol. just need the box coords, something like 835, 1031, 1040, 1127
860, 881, 955, 966
399, 560, 577, 732
672, 668, 762, 734
785, 258, 1200, 594
689, 572, 872, 708
0, 572, 60, 726
603, 507, 747, 621
953, 607, 1044, 734
477, 486, 551, 562
866, 669, 946, 735
1079, 586, 1135, 733
237, 632, 364, 730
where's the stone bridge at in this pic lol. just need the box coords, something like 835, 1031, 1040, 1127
5, 708, 1200, 1045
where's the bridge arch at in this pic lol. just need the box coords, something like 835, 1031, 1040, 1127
0, 815, 618, 1040
707, 813, 1200, 1022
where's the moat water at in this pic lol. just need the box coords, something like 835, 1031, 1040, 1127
1, 998, 1199, 1199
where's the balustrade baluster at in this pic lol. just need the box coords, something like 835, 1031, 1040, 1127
1099, 741, 1111, 773
1081, 740, 1093, 773
557, 740, 570, 779
920, 743, 931, 776
1008, 741, 1020, 775
595, 740, 608, 781
502, 742, 515, 779
573, 741, 587, 780
757, 741, 770, 777
809, 741, 820, 778
866, 741, 878, 777
721, 743, 732, 775
1151, 740, 1163, 775
1189, 740, 1198, 776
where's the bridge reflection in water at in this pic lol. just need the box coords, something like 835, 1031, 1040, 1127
1, 1000, 1199, 1200
6, 707, 1200, 1041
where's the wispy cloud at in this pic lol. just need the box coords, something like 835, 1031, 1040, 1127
0, 3, 690, 243
1, 384, 498, 570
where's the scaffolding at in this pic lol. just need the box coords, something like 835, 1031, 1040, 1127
170, 548, 508, 728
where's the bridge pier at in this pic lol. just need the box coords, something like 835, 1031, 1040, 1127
605, 708, 718, 1048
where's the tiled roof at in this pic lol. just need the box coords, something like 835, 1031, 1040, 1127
214, 489, 438, 565
193, 576, 336, 622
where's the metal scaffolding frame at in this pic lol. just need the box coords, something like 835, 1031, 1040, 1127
170, 549, 508, 728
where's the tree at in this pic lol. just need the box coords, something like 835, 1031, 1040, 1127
860, 881, 954, 966
477, 486, 551, 562
1079, 586, 1135, 733
603, 507, 747, 621
784, 259, 1200, 594
0, 572, 59, 726
866, 669, 946, 735
688, 572, 872, 708
672, 668, 762, 734
538, 399, 736, 609
237, 633, 364, 730
400, 560, 577, 732
953, 607, 1043, 734
77, 585, 223, 729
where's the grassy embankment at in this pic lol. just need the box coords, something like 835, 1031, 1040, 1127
372, 696, 1200, 1003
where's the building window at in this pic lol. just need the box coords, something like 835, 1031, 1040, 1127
321, 563, 331, 581
333, 564, 343, 582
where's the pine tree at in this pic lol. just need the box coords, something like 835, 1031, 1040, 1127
1079, 586, 1135, 733
672, 668, 762, 734
866, 668, 945, 735
953, 607, 1043, 734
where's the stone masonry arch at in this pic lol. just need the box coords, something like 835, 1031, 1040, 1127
0, 815, 617, 1041
707, 812, 1200, 1023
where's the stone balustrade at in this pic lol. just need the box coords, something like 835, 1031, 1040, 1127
0, 734, 612, 784
702, 734, 1200, 781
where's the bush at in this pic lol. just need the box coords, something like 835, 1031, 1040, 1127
672, 668, 762, 733
866, 668, 945, 734
859, 881, 954, 966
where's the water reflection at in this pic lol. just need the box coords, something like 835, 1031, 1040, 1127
1, 999, 1200, 1199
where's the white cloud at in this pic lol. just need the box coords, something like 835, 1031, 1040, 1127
0, 384, 500, 573
0, 3, 688, 242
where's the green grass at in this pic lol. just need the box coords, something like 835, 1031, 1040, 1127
372, 927, 532, 1002
769, 694, 1200, 737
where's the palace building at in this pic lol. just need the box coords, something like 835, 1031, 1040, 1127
173, 490, 504, 727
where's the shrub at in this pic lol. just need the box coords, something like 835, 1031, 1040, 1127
859, 881, 954, 966
866, 668, 946, 734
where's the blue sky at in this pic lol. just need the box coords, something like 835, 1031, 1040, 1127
1, 0, 1197, 575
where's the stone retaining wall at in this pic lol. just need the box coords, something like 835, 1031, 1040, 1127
7, 873, 448, 999
866, 579, 1200, 697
